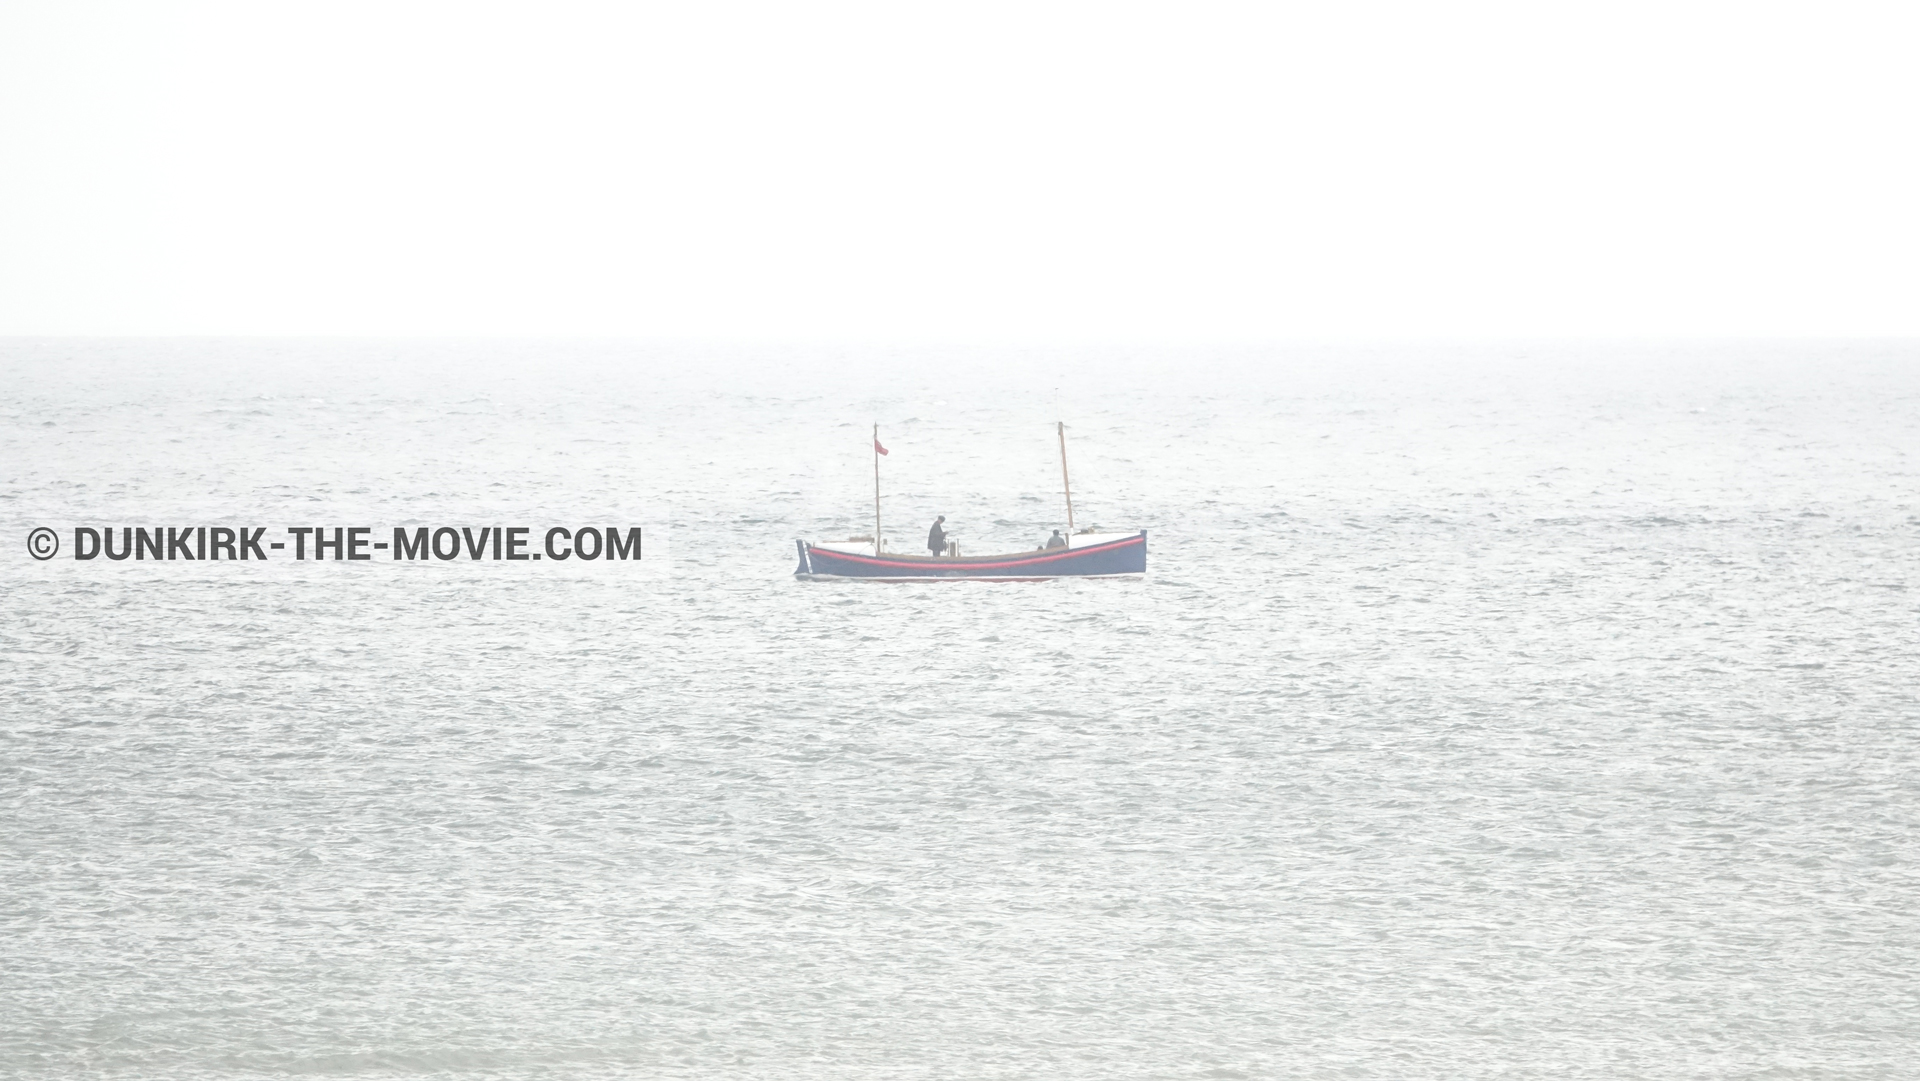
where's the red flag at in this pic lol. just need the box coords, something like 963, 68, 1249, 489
874, 439, 889, 455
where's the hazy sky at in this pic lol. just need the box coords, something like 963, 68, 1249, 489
1, 1, 1915, 340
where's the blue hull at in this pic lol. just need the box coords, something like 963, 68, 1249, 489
795, 531, 1146, 580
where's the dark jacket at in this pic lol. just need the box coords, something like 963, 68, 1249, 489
927, 522, 947, 553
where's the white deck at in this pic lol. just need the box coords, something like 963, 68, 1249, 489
809, 531, 1139, 557
1063, 532, 1141, 549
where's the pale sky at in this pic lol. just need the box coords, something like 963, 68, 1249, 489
1, 0, 1915, 340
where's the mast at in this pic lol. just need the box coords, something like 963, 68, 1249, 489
1057, 420, 1075, 534
873, 423, 882, 556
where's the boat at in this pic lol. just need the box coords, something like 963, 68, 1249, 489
793, 422, 1147, 581
795, 530, 1147, 581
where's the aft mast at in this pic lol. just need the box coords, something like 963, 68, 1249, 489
873, 423, 883, 556
1057, 420, 1075, 533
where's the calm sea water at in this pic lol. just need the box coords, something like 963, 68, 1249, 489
4, 339, 1918, 1079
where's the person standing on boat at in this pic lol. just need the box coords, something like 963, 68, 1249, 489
927, 516, 948, 557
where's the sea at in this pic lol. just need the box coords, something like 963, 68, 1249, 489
3, 338, 1917, 1079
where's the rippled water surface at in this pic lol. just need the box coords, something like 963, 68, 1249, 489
4, 340, 1919, 1078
